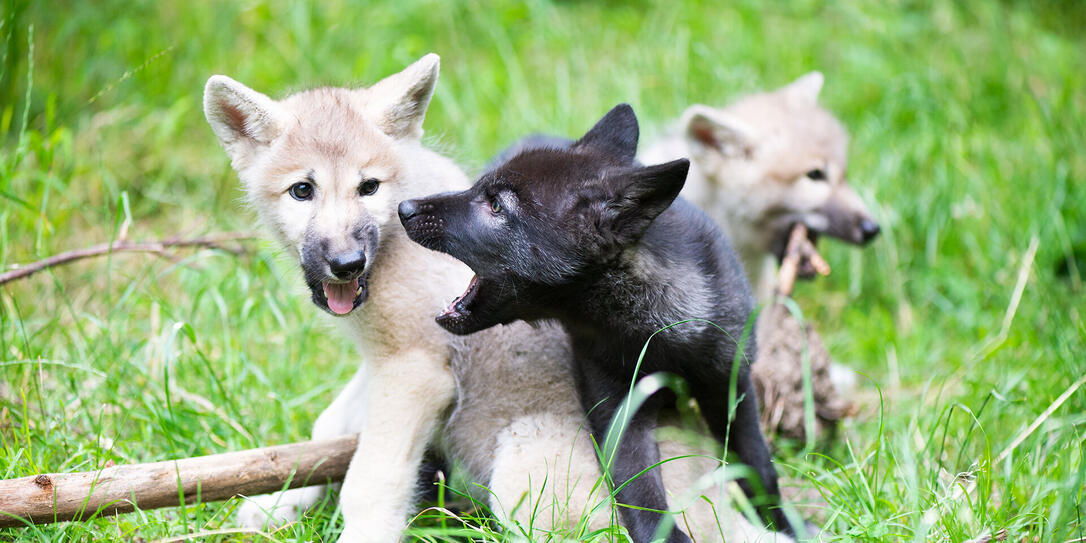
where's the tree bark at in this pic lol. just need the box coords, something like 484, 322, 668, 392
0, 435, 355, 528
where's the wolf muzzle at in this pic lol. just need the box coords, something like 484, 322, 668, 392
328, 251, 367, 280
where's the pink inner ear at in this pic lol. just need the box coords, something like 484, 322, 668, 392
221, 102, 249, 136
691, 124, 718, 148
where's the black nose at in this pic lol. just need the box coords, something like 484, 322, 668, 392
329, 251, 366, 280
859, 219, 880, 243
398, 199, 419, 223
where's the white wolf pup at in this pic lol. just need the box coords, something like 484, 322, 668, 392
642, 72, 880, 301
205, 55, 792, 542
205, 55, 474, 542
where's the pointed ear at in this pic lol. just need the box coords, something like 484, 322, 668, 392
204, 75, 285, 167
781, 71, 823, 104
358, 53, 440, 139
574, 103, 639, 162
603, 159, 690, 244
681, 104, 753, 160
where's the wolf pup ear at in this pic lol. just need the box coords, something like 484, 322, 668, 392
782, 71, 824, 104
204, 75, 285, 168
574, 103, 639, 162
603, 158, 690, 244
358, 53, 440, 140
681, 104, 753, 160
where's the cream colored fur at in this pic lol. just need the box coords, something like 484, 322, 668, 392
206, 54, 471, 542
642, 72, 877, 301
206, 55, 790, 542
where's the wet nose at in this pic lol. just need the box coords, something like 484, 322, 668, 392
329, 251, 366, 280
398, 199, 419, 223
859, 219, 880, 243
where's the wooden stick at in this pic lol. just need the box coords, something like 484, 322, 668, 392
774, 224, 831, 298
0, 436, 356, 528
0, 232, 261, 286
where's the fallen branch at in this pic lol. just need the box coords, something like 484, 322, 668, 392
0, 232, 261, 286
0, 435, 356, 528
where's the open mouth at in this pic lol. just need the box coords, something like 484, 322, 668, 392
320, 277, 366, 316
438, 274, 479, 324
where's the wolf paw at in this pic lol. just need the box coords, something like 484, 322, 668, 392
236, 486, 325, 528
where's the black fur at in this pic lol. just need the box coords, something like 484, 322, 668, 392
400, 104, 792, 541
414, 450, 447, 504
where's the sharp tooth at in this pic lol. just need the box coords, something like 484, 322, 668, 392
356, 286, 363, 296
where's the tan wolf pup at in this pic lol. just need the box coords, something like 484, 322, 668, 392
642, 72, 880, 302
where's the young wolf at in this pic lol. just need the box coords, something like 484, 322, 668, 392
642, 72, 879, 300
400, 105, 794, 542
205, 56, 788, 542
204, 54, 472, 542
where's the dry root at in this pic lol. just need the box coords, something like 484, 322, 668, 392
753, 304, 851, 441
752, 224, 852, 442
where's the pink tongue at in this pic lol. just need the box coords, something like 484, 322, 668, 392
323, 278, 359, 315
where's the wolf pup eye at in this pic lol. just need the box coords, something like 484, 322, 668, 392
490, 198, 502, 214
359, 178, 380, 196
806, 168, 827, 181
289, 182, 314, 201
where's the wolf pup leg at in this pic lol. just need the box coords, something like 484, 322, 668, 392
574, 362, 689, 542
690, 371, 790, 532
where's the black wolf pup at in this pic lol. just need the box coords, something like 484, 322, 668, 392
400, 105, 790, 542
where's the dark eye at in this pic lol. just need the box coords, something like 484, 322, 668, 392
359, 178, 380, 196
806, 169, 827, 181
491, 197, 502, 214
288, 182, 314, 201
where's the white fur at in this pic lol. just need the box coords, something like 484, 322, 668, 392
207, 54, 468, 543
486, 413, 608, 534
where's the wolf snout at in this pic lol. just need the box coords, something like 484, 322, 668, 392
328, 251, 367, 280
398, 199, 423, 222
398, 199, 418, 222
859, 218, 880, 244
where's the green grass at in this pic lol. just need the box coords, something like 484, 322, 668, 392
1, 0, 1084, 541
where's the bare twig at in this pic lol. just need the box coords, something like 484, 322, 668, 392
974, 235, 1040, 361
996, 372, 1086, 464
0, 232, 261, 286
151, 528, 277, 543
774, 224, 831, 298
0, 436, 356, 528
964, 528, 1008, 543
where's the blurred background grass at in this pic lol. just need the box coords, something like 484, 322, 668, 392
1, 0, 1084, 541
